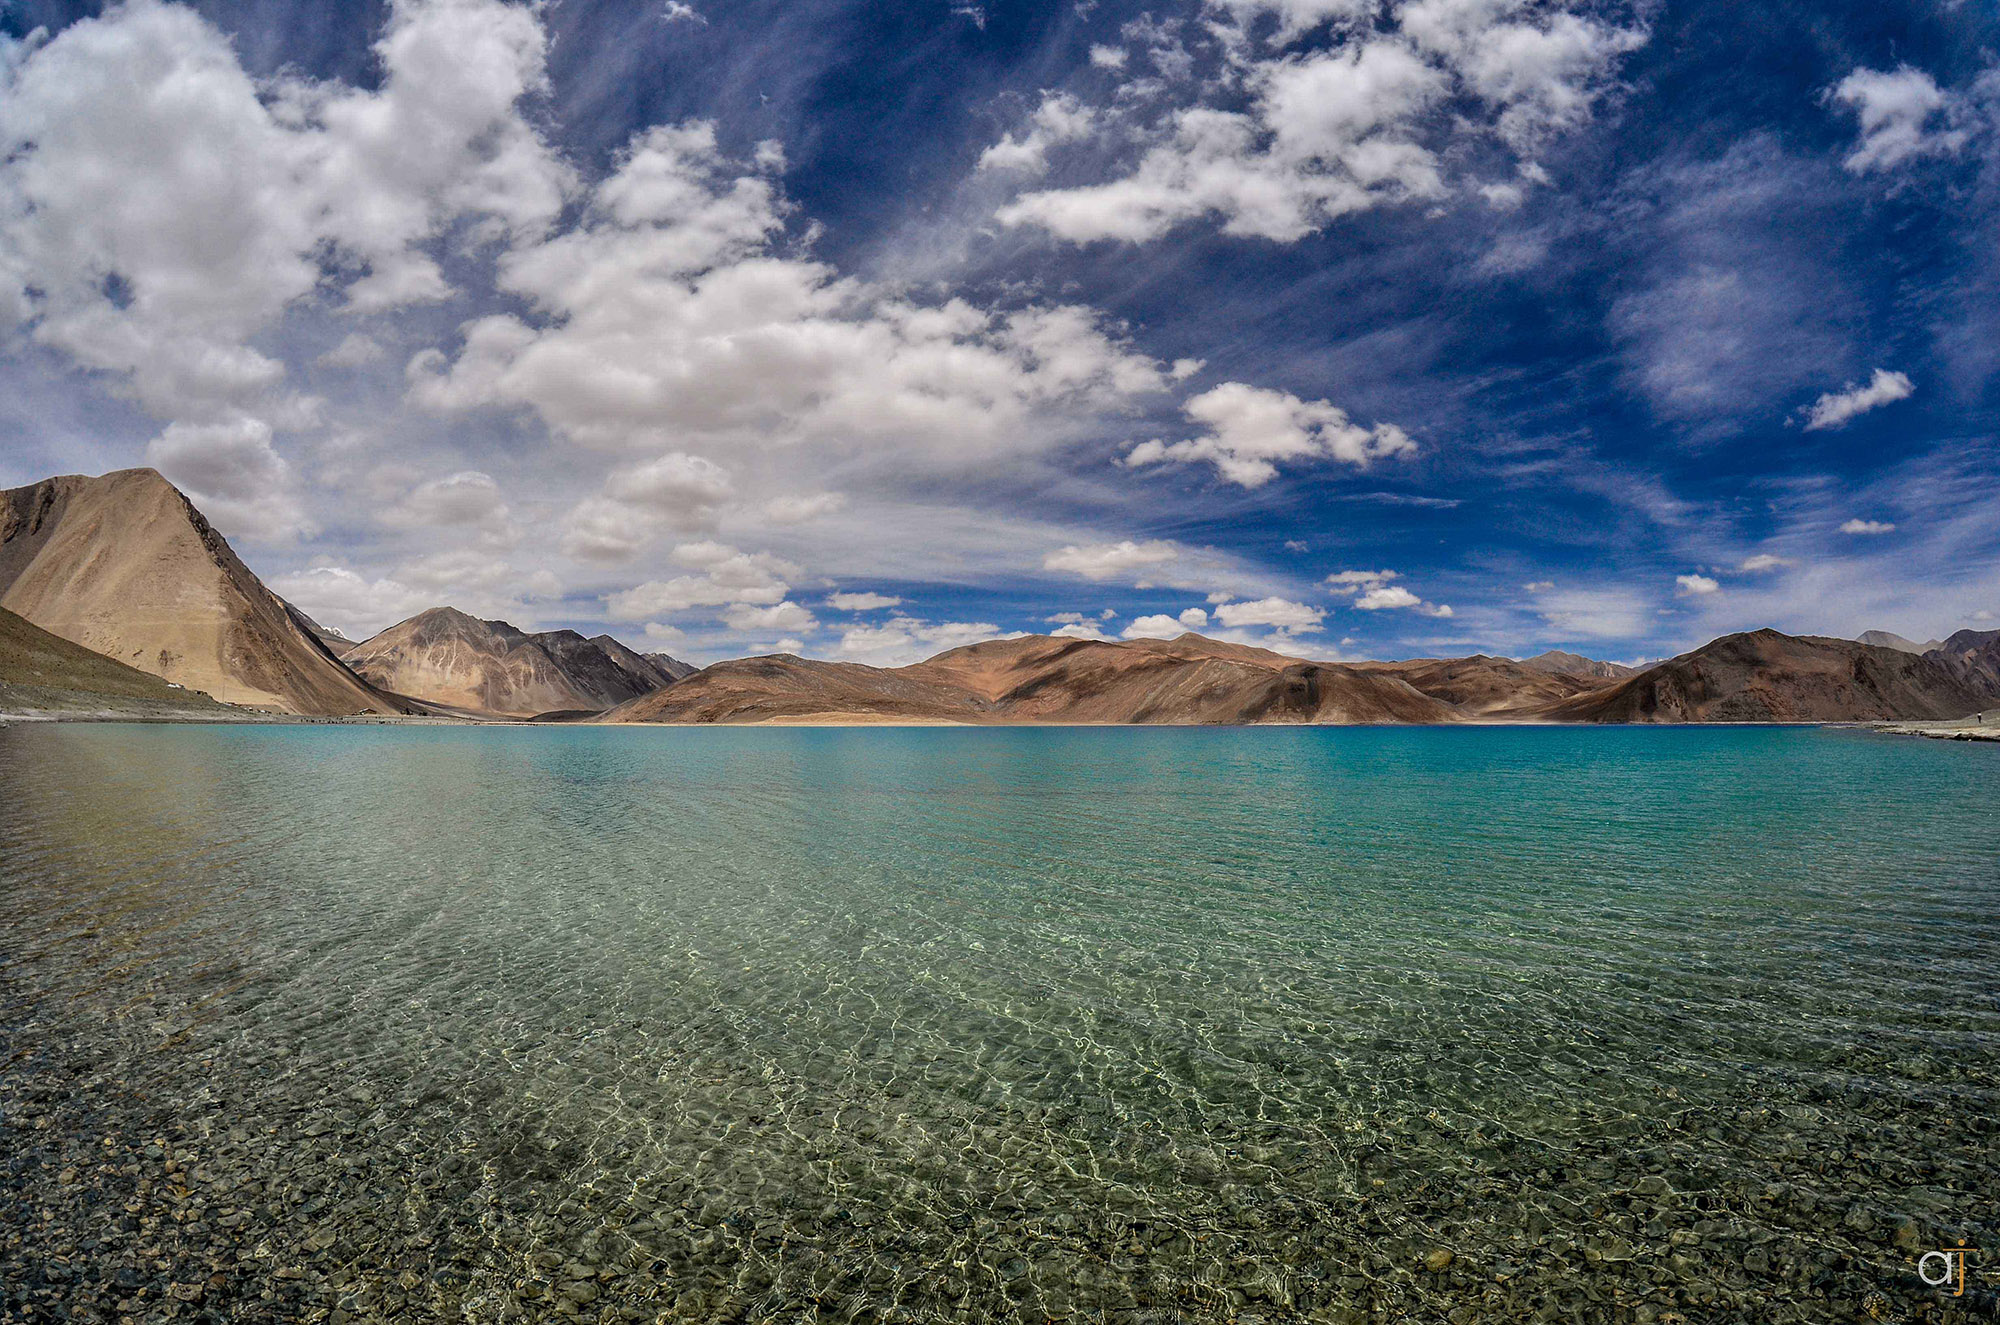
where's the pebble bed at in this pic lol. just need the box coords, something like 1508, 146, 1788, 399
2, 722, 1996, 1324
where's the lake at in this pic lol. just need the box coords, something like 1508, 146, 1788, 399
1, 723, 1995, 1322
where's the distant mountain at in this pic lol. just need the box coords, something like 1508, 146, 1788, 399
1857, 630, 1942, 654
645, 651, 698, 681
288, 605, 355, 651
1354, 655, 1612, 716
1540, 630, 1991, 723
0, 469, 403, 715
0, 605, 236, 718
605, 633, 1459, 725
343, 608, 676, 716
1516, 650, 1636, 680
1926, 629, 2000, 698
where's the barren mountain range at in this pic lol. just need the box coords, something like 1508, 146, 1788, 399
3, 468, 1996, 726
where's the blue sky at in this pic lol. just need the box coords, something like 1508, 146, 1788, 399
1, 0, 1995, 664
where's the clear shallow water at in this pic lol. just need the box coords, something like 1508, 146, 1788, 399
1, 723, 1995, 1324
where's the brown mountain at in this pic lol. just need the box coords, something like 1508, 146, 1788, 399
342, 608, 675, 716
0, 605, 236, 718
605, 633, 1459, 725
1354, 654, 1613, 716
1926, 629, 2000, 697
1538, 629, 1991, 723
0, 469, 401, 715
1516, 649, 1636, 680
645, 650, 698, 681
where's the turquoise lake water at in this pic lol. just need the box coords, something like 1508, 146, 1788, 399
1, 723, 1996, 1323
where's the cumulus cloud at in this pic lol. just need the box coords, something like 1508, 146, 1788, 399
1828, 66, 1970, 174
1125, 382, 1415, 487
1353, 584, 1421, 610
1214, 596, 1324, 630
1675, 573, 1719, 595
827, 591, 903, 611
0, 0, 573, 521
146, 416, 311, 542
266, 565, 436, 639
762, 492, 848, 524
1043, 539, 1183, 584
319, 333, 387, 368
1738, 554, 1792, 572
1840, 518, 1896, 535
834, 616, 1006, 666
407, 120, 1172, 464
1121, 606, 1211, 639
1330, 568, 1451, 615
992, 0, 1646, 244
1801, 368, 1914, 430
385, 470, 516, 545
560, 452, 734, 563
604, 541, 798, 619
979, 93, 1097, 175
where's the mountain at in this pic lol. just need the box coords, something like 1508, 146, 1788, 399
1539, 630, 1992, 723
605, 633, 1460, 725
341, 608, 675, 716
0, 469, 402, 715
645, 651, 698, 681
0, 605, 237, 718
1857, 630, 1943, 655
1516, 650, 1637, 680
1354, 655, 1614, 716
1926, 629, 2000, 698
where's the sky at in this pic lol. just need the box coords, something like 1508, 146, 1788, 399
1, 0, 1996, 666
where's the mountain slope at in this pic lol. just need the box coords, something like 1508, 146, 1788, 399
1538, 630, 1990, 723
342, 609, 673, 716
0, 469, 401, 715
606, 633, 1461, 726
0, 605, 237, 717
1926, 629, 2000, 697
1516, 650, 1636, 680
644, 650, 698, 681
1354, 655, 1612, 716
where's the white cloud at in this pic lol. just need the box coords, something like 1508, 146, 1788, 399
1675, 573, 1720, 595
1120, 606, 1211, 639
1828, 66, 1969, 174
1535, 587, 1650, 639
1353, 584, 1421, 610
834, 616, 1007, 666
319, 333, 387, 368
408, 120, 1171, 464
1089, 45, 1128, 70
1522, 579, 1554, 592
978, 93, 1097, 175
1738, 554, 1792, 572
1328, 568, 1399, 588
661, 2, 706, 23
1214, 596, 1324, 630
827, 591, 903, 611
1125, 382, 1415, 487
1840, 518, 1896, 535
604, 541, 798, 618
993, 0, 1646, 244
385, 470, 515, 543
1801, 368, 1914, 430
1050, 621, 1114, 640
1043, 538, 1182, 584
723, 600, 818, 634
0, 0, 573, 556
762, 492, 848, 524
146, 415, 311, 542
266, 565, 435, 639
561, 452, 733, 562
